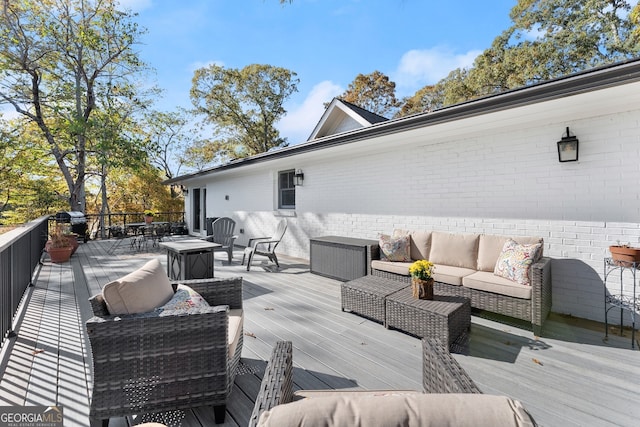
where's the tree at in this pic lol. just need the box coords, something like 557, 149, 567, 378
338, 71, 399, 117
143, 109, 195, 181
0, 118, 66, 223
190, 64, 299, 159
395, 85, 441, 118
0, 0, 148, 212
402, 0, 640, 114
181, 136, 230, 171
465, 0, 639, 97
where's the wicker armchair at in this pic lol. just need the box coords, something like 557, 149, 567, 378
248, 339, 481, 427
86, 276, 243, 427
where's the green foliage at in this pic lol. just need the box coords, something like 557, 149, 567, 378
338, 71, 400, 117
190, 63, 299, 163
142, 109, 195, 180
0, 0, 149, 213
0, 118, 68, 224
398, 0, 640, 116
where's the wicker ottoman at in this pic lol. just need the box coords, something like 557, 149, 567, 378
385, 287, 470, 346
341, 275, 409, 324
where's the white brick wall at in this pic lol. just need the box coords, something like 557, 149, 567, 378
199, 81, 640, 326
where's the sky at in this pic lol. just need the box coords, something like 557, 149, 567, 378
122, 0, 517, 144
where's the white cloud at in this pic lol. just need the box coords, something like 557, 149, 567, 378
0, 105, 20, 121
519, 25, 545, 42
188, 60, 225, 73
277, 80, 343, 145
116, 0, 153, 12
392, 47, 482, 95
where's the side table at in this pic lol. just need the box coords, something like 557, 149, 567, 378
385, 287, 470, 347
310, 236, 379, 281
341, 275, 409, 324
159, 240, 221, 280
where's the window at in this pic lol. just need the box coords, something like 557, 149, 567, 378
278, 170, 296, 209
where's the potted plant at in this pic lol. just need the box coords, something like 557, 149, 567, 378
409, 259, 435, 300
47, 224, 74, 263
144, 209, 155, 224
609, 243, 640, 265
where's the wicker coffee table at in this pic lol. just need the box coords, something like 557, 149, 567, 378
385, 287, 470, 346
341, 275, 409, 324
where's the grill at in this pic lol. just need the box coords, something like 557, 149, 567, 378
55, 211, 88, 242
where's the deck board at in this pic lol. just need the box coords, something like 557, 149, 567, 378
1, 238, 639, 426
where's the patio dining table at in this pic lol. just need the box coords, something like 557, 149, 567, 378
126, 221, 169, 235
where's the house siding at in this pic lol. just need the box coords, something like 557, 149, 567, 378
197, 79, 640, 326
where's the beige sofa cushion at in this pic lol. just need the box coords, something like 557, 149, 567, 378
371, 260, 412, 276
410, 230, 431, 260
477, 235, 544, 272
463, 271, 532, 299
102, 259, 174, 315
393, 229, 431, 261
432, 264, 476, 286
429, 232, 479, 269
228, 308, 244, 358
257, 393, 536, 427
294, 390, 421, 399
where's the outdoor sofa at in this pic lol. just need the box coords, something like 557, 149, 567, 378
249, 339, 537, 426
370, 230, 552, 334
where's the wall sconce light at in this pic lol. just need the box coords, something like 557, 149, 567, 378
557, 127, 579, 162
294, 169, 304, 186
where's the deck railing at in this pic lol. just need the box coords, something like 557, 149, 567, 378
85, 211, 186, 239
0, 216, 48, 349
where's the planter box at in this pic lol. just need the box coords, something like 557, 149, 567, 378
609, 245, 640, 265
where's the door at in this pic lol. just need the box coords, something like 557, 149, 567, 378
192, 188, 201, 232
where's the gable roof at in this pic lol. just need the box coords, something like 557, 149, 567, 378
306, 98, 388, 141
165, 57, 640, 185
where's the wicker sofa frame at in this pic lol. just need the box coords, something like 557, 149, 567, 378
370, 245, 552, 335
248, 339, 481, 427
86, 276, 243, 427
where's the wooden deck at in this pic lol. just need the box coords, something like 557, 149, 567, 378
1, 237, 639, 426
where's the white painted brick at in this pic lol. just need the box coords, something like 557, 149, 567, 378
197, 89, 640, 327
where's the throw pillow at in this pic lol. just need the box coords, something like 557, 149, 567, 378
155, 284, 210, 315
379, 234, 411, 262
494, 239, 543, 286
102, 258, 174, 315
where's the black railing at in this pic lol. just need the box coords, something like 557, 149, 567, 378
83, 212, 186, 240
0, 216, 48, 349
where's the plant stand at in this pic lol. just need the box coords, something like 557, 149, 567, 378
412, 278, 434, 300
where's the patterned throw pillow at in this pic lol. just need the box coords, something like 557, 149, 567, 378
379, 234, 411, 262
155, 284, 210, 315
494, 239, 543, 286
